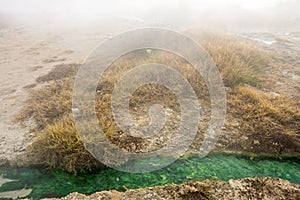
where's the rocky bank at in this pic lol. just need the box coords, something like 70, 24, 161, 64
44, 177, 300, 200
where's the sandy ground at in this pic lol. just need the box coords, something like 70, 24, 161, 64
249, 32, 300, 100
0, 19, 137, 165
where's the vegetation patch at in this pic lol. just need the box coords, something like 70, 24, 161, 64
226, 86, 300, 154
188, 31, 272, 87
36, 63, 79, 83
0, 154, 299, 199
28, 115, 103, 173
18, 78, 73, 130
17, 31, 299, 173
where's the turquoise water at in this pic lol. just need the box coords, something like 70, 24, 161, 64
0, 154, 299, 199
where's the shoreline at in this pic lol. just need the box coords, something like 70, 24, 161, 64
0, 153, 299, 199
43, 177, 300, 200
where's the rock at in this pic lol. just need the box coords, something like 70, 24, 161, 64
253, 140, 260, 145
42, 177, 300, 200
267, 91, 280, 97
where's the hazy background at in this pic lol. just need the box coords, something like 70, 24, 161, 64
0, 0, 299, 32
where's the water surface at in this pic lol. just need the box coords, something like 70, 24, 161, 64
0, 154, 299, 199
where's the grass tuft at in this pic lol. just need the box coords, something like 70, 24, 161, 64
36, 63, 79, 83
227, 86, 300, 154
18, 78, 73, 130
188, 31, 272, 87
28, 115, 103, 173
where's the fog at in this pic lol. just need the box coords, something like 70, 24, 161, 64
0, 0, 299, 31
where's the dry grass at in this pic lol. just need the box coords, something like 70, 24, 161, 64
188, 31, 271, 87
36, 63, 79, 83
229, 86, 300, 136
18, 31, 298, 173
28, 115, 103, 173
227, 86, 300, 154
18, 78, 73, 130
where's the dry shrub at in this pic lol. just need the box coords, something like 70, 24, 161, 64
22, 50, 207, 172
229, 86, 300, 135
93, 50, 201, 152
18, 78, 73, 129
227, 86, 300, 154
28, 115, 103, 173
20, 32, 287, 172
187, 30, 272, 87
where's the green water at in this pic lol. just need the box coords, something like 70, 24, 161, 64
0, 154, 299, 199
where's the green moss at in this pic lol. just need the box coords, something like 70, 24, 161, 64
0, 154, 299, 199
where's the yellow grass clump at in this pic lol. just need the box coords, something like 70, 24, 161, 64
28, 115, 104, 173
188, 31, 271, 87
229, 86, 300, 136
227, 86, 300, 154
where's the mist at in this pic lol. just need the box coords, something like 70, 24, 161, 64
0, 0, 299, 32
